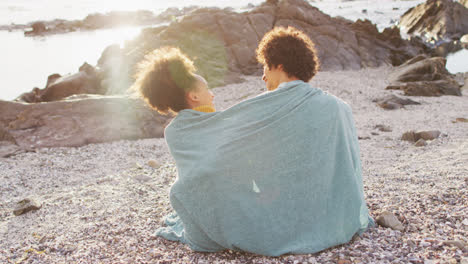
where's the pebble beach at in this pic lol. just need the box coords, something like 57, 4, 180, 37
1, 66, 467, 263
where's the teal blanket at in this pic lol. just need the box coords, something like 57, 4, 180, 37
155, 80, 373, 256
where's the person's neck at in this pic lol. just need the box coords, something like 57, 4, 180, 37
277, 74, 300, 88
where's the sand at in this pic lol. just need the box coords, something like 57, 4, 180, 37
1, 66, 467, 263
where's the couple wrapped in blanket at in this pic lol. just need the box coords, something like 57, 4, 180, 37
132, 27, 373, 256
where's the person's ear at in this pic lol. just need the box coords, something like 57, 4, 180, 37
277, 64, 284, 71
186, 90, 200, 103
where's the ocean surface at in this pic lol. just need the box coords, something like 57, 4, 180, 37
1, 0, 465, 101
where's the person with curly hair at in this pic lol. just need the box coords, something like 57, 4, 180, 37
256, 26, 320, 91
132, 46, 215, 114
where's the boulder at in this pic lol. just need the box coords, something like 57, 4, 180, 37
388, 57, 450, 83
399, 0, 468, 42
15, 63, 105, 103
386, 56, 462, 96
372, 94, 420, 110
0, 96, 171, 151
96, 0, 428, 90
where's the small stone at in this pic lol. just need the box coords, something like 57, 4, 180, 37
420, 241, 431, 247
402, 131, 416, 142
13, 198, 42, 216
414, 139, 427, 147
460, 257, 468, 264
417, 130, 441, 140
338, 259, 351, 264
375, 124, 392, 132
358, 136, 371, 140
134, 175, 152, 183
147, 160, 160, 168
442, 240, 466, 250
462, 219, 468, 226
376, 211, 404, 231
454, 117, 468, 123
371, 132, 380, 136
135, 162, 143, 169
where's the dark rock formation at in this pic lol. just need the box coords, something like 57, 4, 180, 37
399, 0, 468, 42
0, 96, 171, 151
386, 56, 462, 96
15, 63, 105, 103
97, 0, 429, 94
373, 95, 420, 110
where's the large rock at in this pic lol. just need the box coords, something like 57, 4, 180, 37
15, 63, 105, 103
0, 96, 171, 151
399, 0, 468, 42
386, 56, 462, 96
97, 0, 429, 93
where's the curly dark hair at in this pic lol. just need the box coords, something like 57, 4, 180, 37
256, 26, 320, 82
132, 47, 197, 114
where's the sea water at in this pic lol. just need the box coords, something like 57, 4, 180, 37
446, 49, 468, 74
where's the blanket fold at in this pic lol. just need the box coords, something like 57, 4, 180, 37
155, 80, 373, 256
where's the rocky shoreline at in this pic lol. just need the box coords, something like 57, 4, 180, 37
0, 7, 199, 36
1, 67, 467, 263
